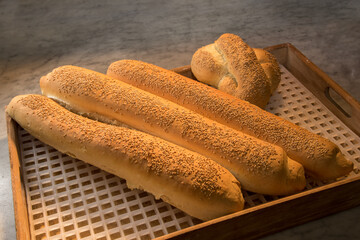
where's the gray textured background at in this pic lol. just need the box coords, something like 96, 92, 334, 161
0, 0, 359, 239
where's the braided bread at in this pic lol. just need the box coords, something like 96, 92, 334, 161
191, 33, 280, 108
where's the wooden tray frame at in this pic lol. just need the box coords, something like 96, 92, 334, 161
6, 43, 360, 240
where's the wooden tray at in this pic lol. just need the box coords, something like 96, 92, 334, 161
7, 43, 360, 240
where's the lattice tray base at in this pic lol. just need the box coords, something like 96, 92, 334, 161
18, 65, 360, 240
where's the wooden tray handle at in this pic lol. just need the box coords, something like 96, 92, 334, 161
265, 43, 360, 137
325, 87, 351, 117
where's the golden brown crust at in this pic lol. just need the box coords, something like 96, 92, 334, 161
6, 94, 244, 221
107, 60, 353, 180
253, 48, 281, 93
191, 33, 272, 108
191, 45, 227, 87
40, 65, 306, 195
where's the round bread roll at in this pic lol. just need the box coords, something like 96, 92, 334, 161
107, 60, 353, 180
7, 94, 245, 221
40, 65, 306, 195
191, 33, 273, 108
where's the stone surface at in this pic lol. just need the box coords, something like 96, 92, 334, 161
0, 0, 359, 239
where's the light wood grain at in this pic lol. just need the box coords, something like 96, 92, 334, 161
6, 113, 31, 240
161, 176, 360, 240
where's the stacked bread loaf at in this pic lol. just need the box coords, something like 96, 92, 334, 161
39, 66, 306, 196
7, 94, 244, 221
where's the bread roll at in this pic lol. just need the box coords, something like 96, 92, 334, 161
253, 48, 281, 93
7, 94, 245, 221
107, 60, 353, 180
40, 66, 305, 195
191, 33, 275, 108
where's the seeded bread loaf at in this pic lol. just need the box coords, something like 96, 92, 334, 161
107, 60, 353, 180
7, 94, 245, 221
40, 66, 306, 195
191, 33, 280, 108
253, 48, 281, 93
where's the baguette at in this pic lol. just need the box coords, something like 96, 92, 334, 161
6, 94, 245, 221
107, 60, 353, 180
40, 66, 305, 195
